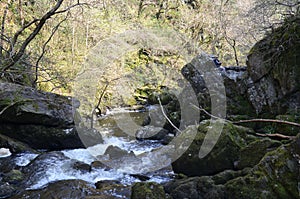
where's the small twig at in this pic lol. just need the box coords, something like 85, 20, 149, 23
157, 97, 182, 133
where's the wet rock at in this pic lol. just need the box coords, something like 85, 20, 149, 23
91, 161, 111, 171
104, 145, 133, 159
131, 182, 167, 199
0, 82, 91, 150
9, 180, 102, 199
99, 145, 142, 171
21, 151, 70, 187
0, 125, 85, 150
136, 126, 169, 140
164, 176, 226, 199
0, 134, 36, 154
181, 59, 255, 118
95, 180, 121, 189
3, 169, 25, 185
0, 182, 17, 199
161, 134, 174, 145
95, 180, 131, 198
167, 135, 299, 198
130, 174, 151, 181
71, 161, 91, 173
0, 82, 77, 126
0, 156, 20, 173
171, 120, 256, 176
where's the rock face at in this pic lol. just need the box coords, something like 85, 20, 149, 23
0, 83, 102, 150
246, 15, 300, 117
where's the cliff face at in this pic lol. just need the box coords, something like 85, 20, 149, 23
246, 14, 300, 117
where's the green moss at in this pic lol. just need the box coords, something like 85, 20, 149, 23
131, 182, 166, 199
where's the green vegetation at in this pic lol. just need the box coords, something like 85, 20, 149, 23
0, 0, 298, 100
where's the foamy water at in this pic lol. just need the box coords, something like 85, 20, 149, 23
13, 133, 172, 190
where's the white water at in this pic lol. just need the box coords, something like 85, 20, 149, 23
14, 130, 172, 190
0, 148, 11, 158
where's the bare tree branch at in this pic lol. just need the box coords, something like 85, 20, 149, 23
33, 13, 69, 87
158, 97, 182, 134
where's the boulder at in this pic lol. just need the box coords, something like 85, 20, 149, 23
181, 59, 255, 118
0, 134, 36, 153
136, 126, 169, 140
95, 180, 131, 198
0, 82, 102, 150
9, 180, 103, 199
0, 82, 77, 126
246, 15, 300, 117
171, 120, 281, 176
225, 134, 300, 198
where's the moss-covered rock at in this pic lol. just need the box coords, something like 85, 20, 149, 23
171, 120, 283, 177
246, 14, 300, 117
225, 135, 300, 198
171, 120, 257, 176
131, 182, 167, 199
165, 135, 299, 199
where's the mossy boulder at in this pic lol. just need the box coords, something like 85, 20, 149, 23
131, 182, 167, 199
225, 134, 300, 198
165, 135, 299, 199
246, 14, 300, 116
171, 120, 281, 176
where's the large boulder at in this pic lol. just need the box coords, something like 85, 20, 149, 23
0, 83, 76, 126
171, 120, 281, 176
0, 134, 36, 153
225, 134, 300, 198
181, 60, 255, 118
246, 15, 300, 117
165, 135, 299, 199
0, 83, 102, 150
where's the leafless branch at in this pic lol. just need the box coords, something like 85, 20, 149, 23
158, 97, 182, 134
33, 13, 69, 87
